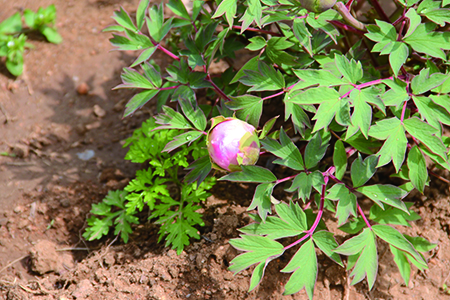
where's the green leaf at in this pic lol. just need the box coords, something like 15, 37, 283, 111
259, 116, 278, 140
113, 7, 138, 32
293, 18, 313, 56
248, 183, 275, 220
260, 128, 305, 171
178, 96, 207, 131
304, 132, 328, 169
420, 5, 450, 26
147, 5, 172, 42
347, 87, 385, 139
115, 67, 157, 90
130, 47, 157, 67
167, 0, 191, 20
407, 146, 428, 193
246, 36, 266, 51
313, 231, 343, 266
404, 8, 421, 39
284, 94, 311, 135
357, 184, 408, 212
242, 201, 308, 239
163, 131, 203, 152
292, 69, 345, 90
351, 154, 378, 188
338, 217, 366, 234
403, 117, 448, 161
326, 184, 357, 225
0, 12, 22, 34
390, 245, 412, 286
334, 228, 378, 290
369, 117, 407, 172
381, 78, 410, 107
239, 0, 262, 32
185, 155, 212, 186
124, 90, 159, 117
372, 225, 427, 268
226, 95, 263, 127
411, 68, 448, 95
266, 37, 297, 65
229, 235, 284, 273
404, 234, 437, 252
404, 22, 450, 60
230, 56, 259, 84
333, 140, 347, 180
220, 165, 277, 183
240, 61, 285, 91
154, 105, 193, 130
335, 54, 363, 84
136, 0, 150, 30
388, 42, 408, 77
282, 239, 317, 298
212, 0, 237, 27
369, 202, 420, 226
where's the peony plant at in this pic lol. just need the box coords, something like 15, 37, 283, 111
102, 0, 450, 298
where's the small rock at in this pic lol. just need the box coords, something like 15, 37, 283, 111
104, 252, 115, 267
93, 105, 106, 118
10, 144, 29, 158
13, 206, 24, 214
76, 149, 95, 161
29, 240, 61, 274
85, 121, 101, 130
60, 198, 71, 208
76, 82, 89, 95
17, 219, 29, 229
72, 279, 94, 299
75, 124, 87, 135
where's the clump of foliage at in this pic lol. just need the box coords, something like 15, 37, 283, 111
100, 0, 450, 297
84, 118, 216, 254
0, 5, 62, 76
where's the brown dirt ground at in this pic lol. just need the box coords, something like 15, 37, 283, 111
1, 1, 450, 299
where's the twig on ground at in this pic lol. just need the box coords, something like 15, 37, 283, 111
0, 255, 29, 274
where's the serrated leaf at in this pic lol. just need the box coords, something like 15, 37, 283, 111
154, 105, 193, 129
335, 54, 363, 84
212, 0, 237, 27
390, 246, 411, 286
178, 96, 207, 131
220, 165, 277, 183
334, 228, 378, 290
357, 184, 408, 212
369, 202, 420, 226
167, 0, 191, 20
292, 69, 345, 90
369, 117, 407, 172
420, 6, 450, 26
240, 61, 285, 91
372, 224, 427, 268
226, 95, 263, 127
403, 117, 448, 161
242, 201, 308, 239
185, 155, 212, 186
124, 90, 159, 117
246, 36, 266, 51
313, 231, 343, 266
147, 5, 172, 42
282, 239, 317, 298
407, 146, 428, 193
266, 37, 297, 65
113, 7, 137, 32
248, 183, 275, 220
411, 68, 448, 95
304, 132, 328, 169
163, 131, 203, 152
326, 184, 357, 225
404, 22, 450, 60
381, 78, 410, 107
351, 154, 378, 187
136, 0, 150, 30
260, 128, 304, 171
333, 140, 347, 180
229, 235, 284, 273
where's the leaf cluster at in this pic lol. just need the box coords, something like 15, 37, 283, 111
0, 5, 62, 76
84, 118, 215, 254
104, 0, 450, 297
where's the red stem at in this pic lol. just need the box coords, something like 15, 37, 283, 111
371, 0, 391, 22
341, 76, 393, 99
262, 90, 285, 101
329, 20, 365, 36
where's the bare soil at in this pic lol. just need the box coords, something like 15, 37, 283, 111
1, 1, 450, 299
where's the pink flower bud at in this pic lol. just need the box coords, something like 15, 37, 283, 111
207, 117, 260, 172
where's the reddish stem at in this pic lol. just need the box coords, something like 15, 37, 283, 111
159, 85, 180, 91
341, 77, 393, 99
157, 44, 180, 61
357, 204, 372, 229
371, 0, 391, 22
329, 20, 365, 36
262, 90, 285, 101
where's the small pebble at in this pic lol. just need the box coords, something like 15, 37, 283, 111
77, 82, 89, 95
